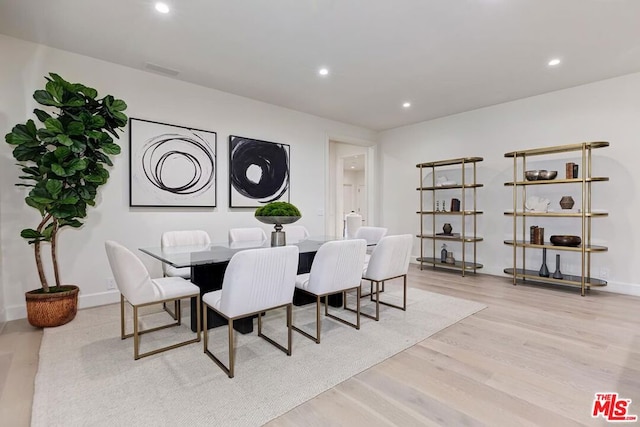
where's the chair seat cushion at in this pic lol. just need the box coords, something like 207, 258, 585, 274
165, 265, 191, 279
202, 290, 223, 311
152, 276, 199, 300
295, 273, 311, 291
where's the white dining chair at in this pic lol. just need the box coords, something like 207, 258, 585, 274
283, 225, 310, 242
104, 240, 201, 360
202, 245, 299, 378
292, 239, 367, 344
161, 230, 211, 279
228, 227, 268, 244
346, 234, 413, 321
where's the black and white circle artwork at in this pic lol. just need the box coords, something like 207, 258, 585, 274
229, 135, 290, 207
130, 119, 217, 207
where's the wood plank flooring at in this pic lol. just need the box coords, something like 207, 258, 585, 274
1, 265, 638, 426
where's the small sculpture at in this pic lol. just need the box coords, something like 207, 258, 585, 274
440, 244, 447, 263
559, 196, 575, 210
443, 223, 453, 235
525, 196, 550, 212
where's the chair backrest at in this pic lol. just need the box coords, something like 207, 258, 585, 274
161, 230, 211, 274
161, 230, 211, 248
228, 227, 268, 244
220, 246, 299, 318
105, 240, 159, 305
284, 225, 310, 242
345, 212, 362, 238
364, 234, 413, 281
355, 226, 388, 245
306, 239, 366, 294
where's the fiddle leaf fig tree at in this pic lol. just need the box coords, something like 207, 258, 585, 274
5, 73, 128, 292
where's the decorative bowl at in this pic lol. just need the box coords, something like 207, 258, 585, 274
255, 215, 301, 227
524, 170, 540, 181
538, 170, 558, 180
550, 235, 582, 247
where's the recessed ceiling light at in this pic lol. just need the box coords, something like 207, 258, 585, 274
402, 102, 411, 108
350, 166, 355, 169
548, 58, 561, 66
318, 68, 329, 76
155, 2, 170, 13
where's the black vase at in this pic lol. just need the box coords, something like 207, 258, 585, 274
539, 248, 549, 277
552, 254, 563, 279
443, 223, 453, 235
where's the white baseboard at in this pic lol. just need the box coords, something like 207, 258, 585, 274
410, 257, 640, 297
5, 290, 121, 322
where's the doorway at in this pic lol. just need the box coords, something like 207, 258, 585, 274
327, 140, 375, 237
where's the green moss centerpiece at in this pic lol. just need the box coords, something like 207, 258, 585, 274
255, 201, 301, 246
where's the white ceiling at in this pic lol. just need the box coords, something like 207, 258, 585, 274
1, 0, 640, 131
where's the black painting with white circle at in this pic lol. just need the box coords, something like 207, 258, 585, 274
229, 136, 290, 206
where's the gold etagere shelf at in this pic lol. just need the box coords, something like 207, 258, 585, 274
416, 157, 483, 276
503, 141, 609, 296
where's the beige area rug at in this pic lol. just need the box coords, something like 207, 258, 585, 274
32, 289, 485, 426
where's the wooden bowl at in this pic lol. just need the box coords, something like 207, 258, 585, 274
550, 235, 581, 247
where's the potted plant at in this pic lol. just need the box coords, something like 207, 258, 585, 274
4, 73, 128, 327
255, 201, 301, 246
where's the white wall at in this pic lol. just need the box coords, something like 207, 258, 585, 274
378, 72, 640, 295
0, 35, 376, 321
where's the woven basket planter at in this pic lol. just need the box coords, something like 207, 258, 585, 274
25, 285, 79, 328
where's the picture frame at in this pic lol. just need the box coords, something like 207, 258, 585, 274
129, 118, 217, 207
228, 135, 290, 208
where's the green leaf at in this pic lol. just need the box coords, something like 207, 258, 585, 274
56, 134, 74, 146
67, 158, 88, 172
50, 205, 76, 219
33, 89, 60, 107
46, 180, 63, 198
110, 99, 127, 112
33, 108, 52, 123
58, 196, 79, 205
5, 120, 38, 145
71, 139, 86, 154
42, 224, 55, 240
12, 144, 43, 161
66, 121, 85, 135
79, 86, 98, 99
59, 218, 83, 228
44, 118, 64, 134
84, 174, 104, 183
101, 142, 121, 155
63, 97, 84, 108
54, 146, 71, 161
51, 163, 67, 177
25, 197, 45, 215
112, 111, 127, 123
21, 229, 42, 239
45, 80, 64, 103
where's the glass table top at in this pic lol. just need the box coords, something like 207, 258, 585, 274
139, 236, 365, 268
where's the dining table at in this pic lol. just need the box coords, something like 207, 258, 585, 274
139, 236, 366, 334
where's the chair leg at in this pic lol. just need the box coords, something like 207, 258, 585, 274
257, 304, 293, 355
133, 305, 140, 360
162, 301, 178, 320
377, 274, 407, 312
291, 295, 322, 344
325, 286, 361, 330
228, 320, 235, 378
120, 294, 126, 339
346, 282, 379, 321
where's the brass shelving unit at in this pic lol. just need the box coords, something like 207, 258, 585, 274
416, 157, 483, 276
503, 141, 609, 296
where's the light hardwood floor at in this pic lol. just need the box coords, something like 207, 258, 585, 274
2, 266, 639, 426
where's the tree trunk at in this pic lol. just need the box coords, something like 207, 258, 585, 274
35, 214, 52, 292
51, 218, 61, 288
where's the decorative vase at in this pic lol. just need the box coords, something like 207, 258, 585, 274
559, 196, 575, 210
539, 248, 550, 277
25, 285, 79, 327
552, 254, 563, 279
255, 215, 301, 246
440, 244, 447, 263
443, 223, 453, 235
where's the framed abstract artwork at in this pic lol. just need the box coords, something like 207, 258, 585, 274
228, 135, 290, 207
129, 118, 217, 207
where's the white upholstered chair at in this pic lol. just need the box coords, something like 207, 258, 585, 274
292, 239, 367, 344
228, 227, 268, 244
160, 230, 211, 319
355, 226, 388, 245
346, 234, 413, 321
283, 225, 310, 242
160, 230, 211, 279
104, 240, 201, 360
202, 246, 299, 378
